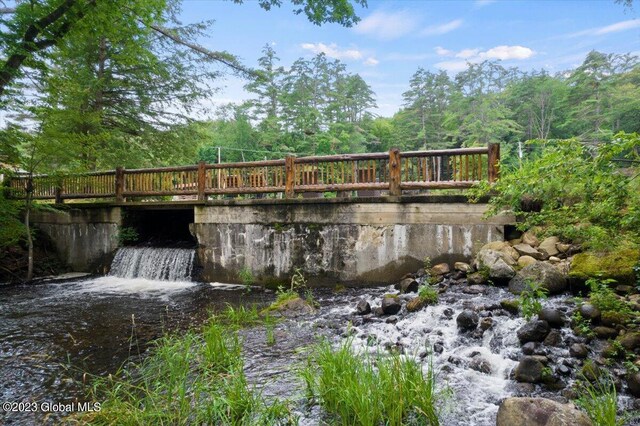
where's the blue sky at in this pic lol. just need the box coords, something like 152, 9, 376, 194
182, 0, 640, 117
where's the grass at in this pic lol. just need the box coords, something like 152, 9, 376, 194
417, 285, 439, 305
74, 306, 296, 425
300, 339, 448, 426
575, 374, 628, 426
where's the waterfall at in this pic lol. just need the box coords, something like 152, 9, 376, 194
109, 247, 195, 281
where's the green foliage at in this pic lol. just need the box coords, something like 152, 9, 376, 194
587, 277, 633, 316
239, 267, 255, 286
575, 374, 628, 426
0, 190, 24, 251
476, 133, 640, 252
518, 280, 548, 320
301, 339, 448, 426
80, 315, 296, 425
418, 285, 439, 305
215, 304, 261, 329
572, 310, 595, 338
117, 226, 139, 245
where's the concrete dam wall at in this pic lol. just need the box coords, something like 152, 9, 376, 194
31, 197, 513, 285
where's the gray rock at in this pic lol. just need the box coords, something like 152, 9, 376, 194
480, 317, 494, 331
490, 258, 517, 281
517, 320, 551, 343
627, 373, 640, 398
539, 236, 560, 257
463, 285, 487, 295
397, 278, 419, 294
508, 262, 567, 295
456, 310, 479, 331
381, 296, 401, 315
474, 249, 516, 281
543, 330, 563, 347
521, 232, 540, 247
467, 272, 487, 285
430, 263, 450, 276
513, 243, 546, 260
497, 397, 592, 426
538, 308, 565, 328
522, 342, 537, 355
514, 357, 545, 383
454, 262, 472, 273
355, 299, 371, 315
579, 303, 601, 321
469, 356, 492, 374
570, 343, 588, 359
593, 326, 618, 339
517, 255, 537, 268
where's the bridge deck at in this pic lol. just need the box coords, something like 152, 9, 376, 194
6, 146, 499, 203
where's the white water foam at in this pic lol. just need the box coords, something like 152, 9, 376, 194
110, 247, 195, 281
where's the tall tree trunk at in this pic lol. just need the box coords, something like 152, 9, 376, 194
25, 177, 34, 281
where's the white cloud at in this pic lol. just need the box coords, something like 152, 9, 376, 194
354, 10, 418, 40
455, 48, 481, 59
482, 45, 535, 60
300, 42, 378, 66
364, 57, 379, 66
421, 19, 463, 36
434, 60, 471, 73
435, 46, 453, 56
434, 45, 536, 72
301, 42, 363, 60
568, 19, 640, 38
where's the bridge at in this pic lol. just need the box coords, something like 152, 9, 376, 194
7, 145, 513, 286
7, 146, 500, 202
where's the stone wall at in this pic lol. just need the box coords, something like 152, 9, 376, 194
191, 197, 513, 285
31, 207, 122, 273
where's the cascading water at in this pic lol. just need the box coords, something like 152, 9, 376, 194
109, 247, 195, 281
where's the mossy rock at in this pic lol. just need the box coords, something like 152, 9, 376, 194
500, 299, 520, 315
569, 249, 640, 284
601, 310, 632, 327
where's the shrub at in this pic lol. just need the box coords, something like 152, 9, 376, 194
518, 280, 548, 320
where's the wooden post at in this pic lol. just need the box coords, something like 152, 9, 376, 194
285, 155, 295, 198
197, 161, 206, 201
54, 186, 63, 204
388, 148, 401, 196
115, 167, 125, 202
488, 143, 500, 183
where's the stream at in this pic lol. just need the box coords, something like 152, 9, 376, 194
0, 247, 634, 425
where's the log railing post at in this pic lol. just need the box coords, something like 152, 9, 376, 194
54, 184, 63, 204
488, 143, 500, 183
197, 161, 206, 201
115, 167, 125, 202
285, 156, 295, 198
388, 148, 401, 196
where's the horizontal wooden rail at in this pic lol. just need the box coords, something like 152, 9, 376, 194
5, 144, 499, 202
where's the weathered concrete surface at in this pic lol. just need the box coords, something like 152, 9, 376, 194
192, 199, 513, 285
31, 207, 121, 273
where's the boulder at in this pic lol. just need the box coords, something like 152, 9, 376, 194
406, 297, 427, 312
397, 278, 419, 294
518, 255, 538, 268
462, 285, 487, 295
539, 236, 560, 257
538, 308, 565, 328
467, 272, 487, 285
522, 232, 540, 248
430, 263, 450, 276
627, 373, 640, 398
500, 299, 520, 315
514, 357, 545, 383
475, 248, 517, 277
548, 256, 561, 264
381, 296, 401, 315
480, 317, 494, 331
469, 356, 492, 374
593, 326, 618, 339
556, 243, 571, 254
570, 249, 640, 285
490, 258, 517, 281
513, 243, 546, 260
509, 263, 567, 295
579, 303, 601, 321
544, 330, 563, 347
454, 262, 472, 273
517, 320, 551, 343
456, 310, 479, 331
522, 342, 537, 355
618, 332, 640, 351
355, 299, 371, 315
569, 343, 588, 359
272, 297, 316, 317
496, 397, 592, 426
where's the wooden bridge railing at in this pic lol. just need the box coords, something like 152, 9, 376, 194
5, 144, 499, 202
